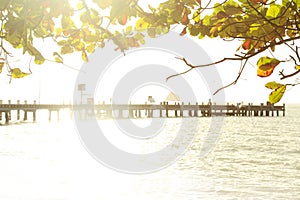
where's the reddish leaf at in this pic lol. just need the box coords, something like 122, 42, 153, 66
242, 39, 251, 50
180, 27, 187, 36
182, 9, 188, 25
118, 13, 127, 25
196, 0, 201, 6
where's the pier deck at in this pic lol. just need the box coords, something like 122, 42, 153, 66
0, 100, 285, 124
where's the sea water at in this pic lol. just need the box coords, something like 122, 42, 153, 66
0, 105, 299, 200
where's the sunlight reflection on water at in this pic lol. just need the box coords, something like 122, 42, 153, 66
0, 105, 299, 199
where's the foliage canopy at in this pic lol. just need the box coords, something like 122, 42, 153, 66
1, 0, 300, 103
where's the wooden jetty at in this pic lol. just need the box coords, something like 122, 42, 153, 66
0, 100, 285, 124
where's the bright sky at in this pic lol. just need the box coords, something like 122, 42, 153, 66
0, 0, 299, 105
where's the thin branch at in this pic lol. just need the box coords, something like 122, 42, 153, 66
45, 59, 86, 73
213, 58, 248, 95
280, 69, 300, 80
166, 68, 194, 81
286, 82, 300, 86
166, 34, 297, 81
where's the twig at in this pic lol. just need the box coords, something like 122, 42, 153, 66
213, 58, 248, 95
280, 69, 300, 80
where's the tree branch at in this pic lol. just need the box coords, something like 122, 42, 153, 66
280, 69, 300, 80
213, 58, 248, 95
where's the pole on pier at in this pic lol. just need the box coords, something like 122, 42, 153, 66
0, 100, 2, 121
17, 100, 20, 120
48, 110, 52, 121
8, 100, 11, 120
5, 112, 9, 124
159, 102, 163, 118
33, 111, 36, 122
188, 102, 192, 117
194, 102, 199, 117
180, 102, 184, 117
260, 103, 264, 116
165, 102, 169, 118
283, 103, 285, 117
24, 112, 28, 121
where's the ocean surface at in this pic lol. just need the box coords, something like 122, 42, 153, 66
0, 104, 299, 200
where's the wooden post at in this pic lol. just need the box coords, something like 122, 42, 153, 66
0, 100, 2, 121
149, 109, 153, 118
194, 102, 198, 117
33, 100, 37, 121
17, 100, 20, 120
8, 100, 11, 120
159, 102, 163, 117
129, 105, 134, 118
188, 102, 192, 117
283, 103, 285, 117
237, 103, 240, 116
180, 102, 184, 117
5, 111, 9, 124
248, 103, 251, 116
24, 100, 28, 121
165, 102, 169, 118
48, 110, 52, 121
33, 111, 36, 122
260, 103, 264, 116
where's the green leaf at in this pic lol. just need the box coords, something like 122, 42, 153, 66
265, 81, 284, 89
34, 53, 45, 65
266, 4, 281, 18
61, 45, 73, 55
26, 45, 45, 65
188, 24, 201, 36
269, 85, 286, 104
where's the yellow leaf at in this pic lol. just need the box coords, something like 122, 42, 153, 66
11, 68, 30, 78
55, 57, 63, 63
0, 62, 4, 73
257, 57, 280, 77
82, 51, 88, 62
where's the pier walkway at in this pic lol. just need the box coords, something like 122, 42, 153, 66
0, 100, 285, 124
